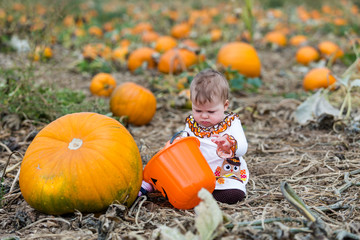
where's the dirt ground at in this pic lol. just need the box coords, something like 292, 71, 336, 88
1, 44, 360, 239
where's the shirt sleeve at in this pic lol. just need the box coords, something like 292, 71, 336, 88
228, 117, 248, 157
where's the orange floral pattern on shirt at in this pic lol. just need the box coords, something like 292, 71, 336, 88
216, 177, 225, 184
185, 112, 239, 138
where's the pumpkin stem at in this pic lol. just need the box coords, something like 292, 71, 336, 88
68, 138, 83, 150
169, 49, 186, 75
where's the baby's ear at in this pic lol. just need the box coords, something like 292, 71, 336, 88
224, 100, 230, 110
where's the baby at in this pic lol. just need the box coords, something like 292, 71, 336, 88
140, 68, 249, 204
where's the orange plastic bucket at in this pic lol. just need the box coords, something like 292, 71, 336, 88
143, 136, 216, 209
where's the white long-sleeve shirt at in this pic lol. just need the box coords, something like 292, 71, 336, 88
183, 112, 249, 193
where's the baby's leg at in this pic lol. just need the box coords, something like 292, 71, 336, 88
212, 189, 245, 204
138, 181, 154, 196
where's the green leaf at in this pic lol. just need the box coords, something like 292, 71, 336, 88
159, 226, 196, 240
194, 189, 223, 240
294, 90, 340, 125
337, 74, 351, 87
159, 189, 223, 240
230, 75, 245, 90
350, 79, 360, 88
247, 77, 262, 88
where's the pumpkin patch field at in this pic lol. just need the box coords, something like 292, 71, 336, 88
1, 0, 360, 239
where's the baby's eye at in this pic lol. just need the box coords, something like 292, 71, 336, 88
208, 111, 215, 114
195, 110, 202, 113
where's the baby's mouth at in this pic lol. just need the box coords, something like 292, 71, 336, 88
200, 121, 211, 127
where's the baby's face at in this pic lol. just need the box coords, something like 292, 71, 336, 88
192, 99, 229, 128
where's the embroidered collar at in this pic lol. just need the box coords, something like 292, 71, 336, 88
185, 112, 238, 138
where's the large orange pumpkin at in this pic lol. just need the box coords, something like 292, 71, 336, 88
110, 82, 157, 126
303, 67, 337, 91
89, 73, 117, 97
158, 48, 198, 74
19, 112, 142, 215
217, 42, 261, 78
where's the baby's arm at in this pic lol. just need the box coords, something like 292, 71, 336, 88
212, 118, 248, 158
231, 118, 248, 157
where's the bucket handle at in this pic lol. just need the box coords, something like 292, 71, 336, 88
170, 130, 190, 144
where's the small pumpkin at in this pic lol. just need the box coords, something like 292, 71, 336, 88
296, 46, 319, 65
74, 27, 86, 38
170, 22, 191, 39
264, 31, 287, 47
96, 43, 112, 60
157, 48, 198, 74
289, 35, 308, 46
119, 39, 131, 48
63, 15, 75, 27
303, 67, 337, 91
154, 36, 177, 53
141, 31, 160, 43
88, 26, 103, 37
82, 43, 112, 61
36, 4, 47, 16
333, 18, 347, 26
112, 46, 129, 63
317, 41, 343, 62
180, 39, 199, 52
19, 112, 142, 215
217, 41, 261, 78
131, 22, 153, 35
240, 31, 252, 42
43, 47, 53, 59
82, 44, 98, 60
110, 82, 157, 126
103, 21, 114, 32
210, 29, 222, 42
12, 3, 25, 11
127, 47, 157, 73
31, 46, 53, 61
224, 14, 238, 25
89, 73, 117, 97
0, 9, 6, 19
163, 9, 179, 21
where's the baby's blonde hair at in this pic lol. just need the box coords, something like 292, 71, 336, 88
190, 69, 229, 105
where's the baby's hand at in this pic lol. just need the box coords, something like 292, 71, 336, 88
211, 134, 232, 156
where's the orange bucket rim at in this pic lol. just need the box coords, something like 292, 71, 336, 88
147, 136, 200, 164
